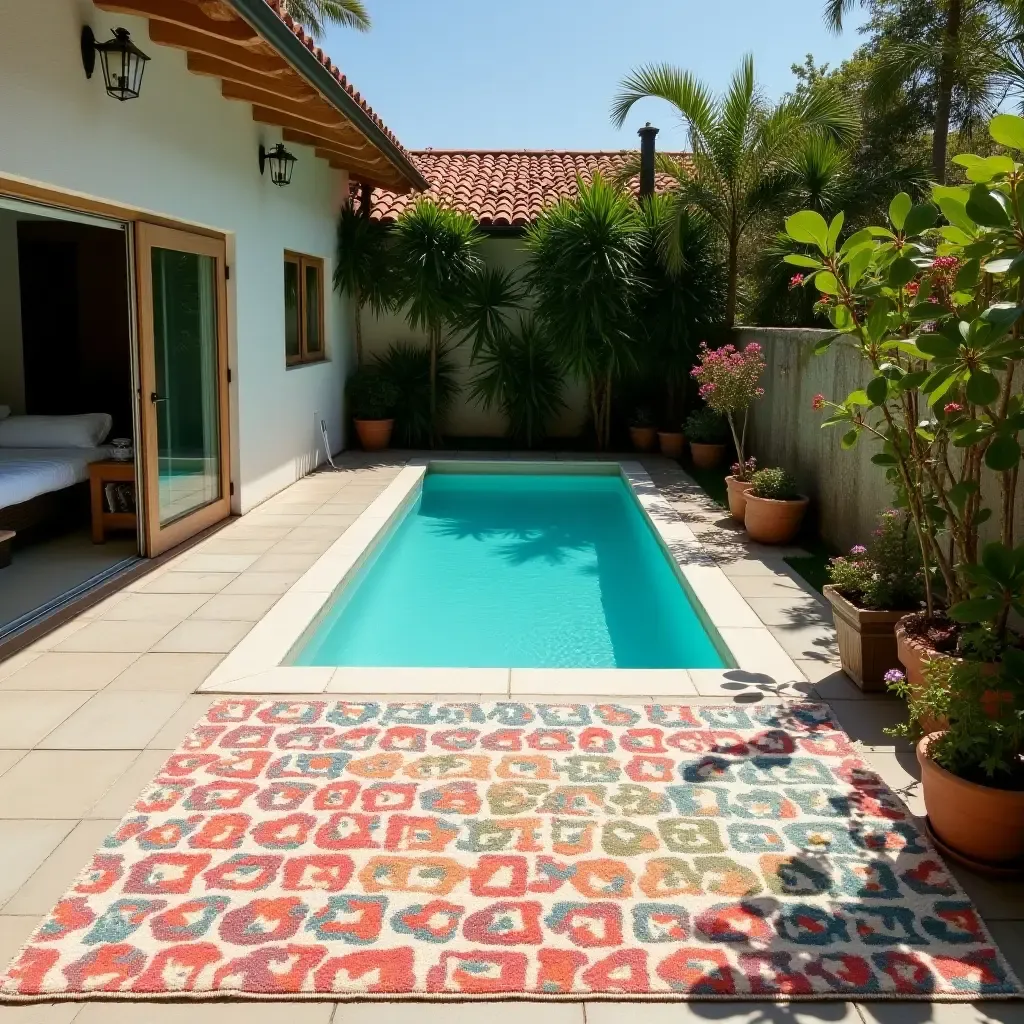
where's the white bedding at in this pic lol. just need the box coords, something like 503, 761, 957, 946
0, 447, 113, 511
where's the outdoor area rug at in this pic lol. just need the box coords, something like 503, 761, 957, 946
1, 699, 1021, 1003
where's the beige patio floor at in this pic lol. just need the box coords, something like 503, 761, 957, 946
0, 451, 1020, 1023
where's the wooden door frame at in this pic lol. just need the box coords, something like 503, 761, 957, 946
135, 223, 231, 557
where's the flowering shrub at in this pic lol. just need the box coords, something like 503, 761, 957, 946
827, 509, 923, 610
731, 457, 757, 479
690, 342, 766, 480
748, 467, 800, 501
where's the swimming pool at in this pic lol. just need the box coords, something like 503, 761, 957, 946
293, 469, 726, 669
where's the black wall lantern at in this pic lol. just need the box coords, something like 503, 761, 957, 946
259, 143, 298, 187
82, 26, 150, 101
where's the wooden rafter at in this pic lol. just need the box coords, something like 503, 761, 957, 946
222, 81, 342, 124
251, 107, 369, 153
95, 0, 260, 44
148, 22, 288, 74
282, 128, 372, 160
186, 52, 308, 98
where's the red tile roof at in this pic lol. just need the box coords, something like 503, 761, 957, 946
368, 150, 690, 226
248, 0, 419, 184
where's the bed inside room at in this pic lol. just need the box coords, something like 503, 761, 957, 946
0, 201, 140, 639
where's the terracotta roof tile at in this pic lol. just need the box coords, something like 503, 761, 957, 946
368, 150, 690, 226
259, 0, 411, 161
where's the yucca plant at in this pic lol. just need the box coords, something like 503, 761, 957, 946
456, 265, 524, 360
391, 199, 482, 445
611, 55, 860, 327
333, 201, 395, 367
373, 341, 457, 448
524, 174, 644, 449
469, 318, 565, 448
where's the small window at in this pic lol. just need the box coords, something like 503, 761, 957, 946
284, 252, 325, 365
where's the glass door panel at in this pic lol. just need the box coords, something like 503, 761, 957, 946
137, 224, 229, 556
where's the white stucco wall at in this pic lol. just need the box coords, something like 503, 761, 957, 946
0, 0, 354, 512
362, 236, 589, 439
0, 209, 25, 414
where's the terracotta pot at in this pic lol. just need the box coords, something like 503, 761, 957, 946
690, 442, 726, 470
724, 475, 753, 522
630, 425, 658, 452
823, 586, 905, 692
918, 733, 1024, 867
895, 619, 951, 733
743, 492, 809, 544
354, 418, 394, 452
657, 431, 685, 459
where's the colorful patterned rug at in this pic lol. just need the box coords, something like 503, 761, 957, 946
1, 700, 1020, 1003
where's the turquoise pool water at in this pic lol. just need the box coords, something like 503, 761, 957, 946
294, 472, 725, 669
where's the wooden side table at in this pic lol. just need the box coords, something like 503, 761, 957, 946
88, 460, 137, 543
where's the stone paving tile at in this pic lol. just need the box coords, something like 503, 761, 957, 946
3, 819, 116, 916
188, 594, 281, 621
37, 692, 190, 750
136, 571, 238, 594
146, 695, 219, 749
859, 1003, 1024, 1024
151, 619, 254, 654
0, 914, 37, 969
587, 1005, 861, 1024
861, 749, 924, 816
72, 1002, 337, 1022
0, 821, 75, 905
85, 748, 170, 819
337, 1004, 584, 1024
50, 619, 179, 654
105, 653, 223, 692
0, 692, 93, 749
0, 751, 137, 818
0, 751, 24, 779
0, 654, 139, 692
988, 920, 1024, 977
97, 593, 211, 621
220, 572, 303, 595
947, 862, 1024, 922
0, 999, 81, 1021
827, 699, 912, 752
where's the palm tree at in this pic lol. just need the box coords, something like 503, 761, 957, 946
610, 55, 859, 328
333, 200, 394, 367
390, 198, 482, 445
278, 0, 370, 39
524, 173, 644, 449
824, 0, 1018, 182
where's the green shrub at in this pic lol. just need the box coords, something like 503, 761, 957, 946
749, 467, 800, 501
374, 341, 457, 447
345, 368, 398, 421
683, 406, 729, 444
631, 406, 656, 428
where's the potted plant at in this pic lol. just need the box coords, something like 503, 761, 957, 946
683, 406, 729, 469
657, 425, 684, 458
345, 367, 399, 451
823, 509, 923, 691
742, 467, 808, 545
630, 406, 658, 452
690, 341, 765, 521
888, 644, 1024, 869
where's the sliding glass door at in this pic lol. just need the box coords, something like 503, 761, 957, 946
136, 224, 229, 556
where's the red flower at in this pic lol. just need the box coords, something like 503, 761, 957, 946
789, 273, 805, 289
943, 402, 964, 417
812, 393, 826, 411
906, 281, 920, 297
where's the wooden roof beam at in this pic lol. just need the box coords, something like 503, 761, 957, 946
224, 82, 343, 125
250, 105, 371, 147
315, 152, 404, 190
94, 0, 261, 45
147, 21, 289, 74
282, 128, 373, 160
186, 52, 310, 99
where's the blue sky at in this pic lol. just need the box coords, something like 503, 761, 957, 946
321, 0, 871, 152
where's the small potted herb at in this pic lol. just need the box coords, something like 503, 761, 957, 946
345, 367, 399, 451
683, 406, 729, 469
823, 509, 922, 691
630, 406, 658, 452
743, 467, 808, 544
690, 341, 766, 521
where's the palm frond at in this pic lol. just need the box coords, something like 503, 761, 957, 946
457, 266, 524, 359
823, 0, 859, 34
609, 64, 716, 146
278, 0, 370, 39
333, 200, 395, 317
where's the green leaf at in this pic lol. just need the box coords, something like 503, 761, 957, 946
871, 452, 898, 465
936, 198, 976, 234
990, 113, 1024, 150
866, 376, 889, 406
786, 211, 830, 252
905, 303, 940, 323
979, 303, 1023, 328
985, 434, 1022, 471
896, 369, 930, 391
815, 270, 840, 295
888, 257, 917, 289
830, 303, 854, 330
783, 254, 822, 268
976, 507, 993, 525
966, 185, 1011, 228
812, 332, 840, 355
889, 192, 912, 232
904, 204, 938, 236
827, 212, 845, 253
948, 597, 1001, 624
952, 421, 994, 447
982, 541, 1016, 584
847, 246, 872, 289
840, 228, 874, 254
948, 481, 978, 508
965, 370, 1000, 406
916, 334, 960, 359
841, 429, 859, 449
956, 260, 980, 290
846, 389, 871, 407
866, 298, 891, 342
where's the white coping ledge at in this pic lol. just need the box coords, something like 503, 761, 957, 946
200, 460, 803, 695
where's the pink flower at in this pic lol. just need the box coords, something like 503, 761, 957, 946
850, 544, 867, 556
789, 274, 805, 289
812, 393, 826, 411
906, 281, 919, 297
943, 402, 964, 417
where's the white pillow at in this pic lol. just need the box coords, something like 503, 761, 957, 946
0, 413, 113, 449
0, 406, 9, 421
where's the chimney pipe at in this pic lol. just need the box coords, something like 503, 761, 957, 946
638, 122, 659, 199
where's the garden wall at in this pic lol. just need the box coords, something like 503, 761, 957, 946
362, 236, 589, 439
737, 326, 1024, 554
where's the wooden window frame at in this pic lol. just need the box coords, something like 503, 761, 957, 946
284, 250, 326, 366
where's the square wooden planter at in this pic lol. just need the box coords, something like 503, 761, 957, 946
823, 585, 905, 692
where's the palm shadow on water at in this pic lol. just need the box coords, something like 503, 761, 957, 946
420, 479, 698, 667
